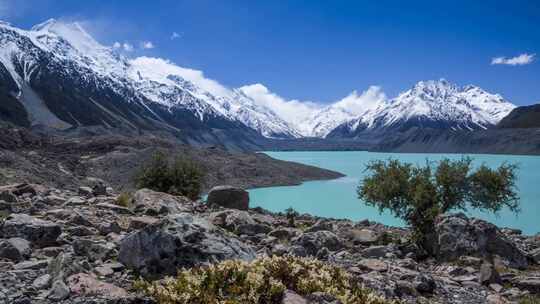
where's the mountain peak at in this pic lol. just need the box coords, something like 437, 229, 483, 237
30, 18, 59, 31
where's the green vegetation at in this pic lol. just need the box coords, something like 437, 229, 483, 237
134, 256, 394, 304
115, 192, 132, 208
520, 295, 540, 304
285, 206, 299, 227
135, 151, 204, 200
358, 157, 519, 253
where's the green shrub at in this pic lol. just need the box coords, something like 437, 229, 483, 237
135, 151, 204, 200
358, 158, 519, 254
116, 192, 132, 207
285, 206, 299, 227
134, 256, 395, 304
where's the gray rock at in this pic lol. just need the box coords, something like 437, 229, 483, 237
414, 274, 436, 294
268, 227, 301, 240
78, 186, 93, 197
210, 210, 271, 236
292, 231, 343, 256
478, 262, 501, 285
207, 185, 249, 210
47, 280, 70, 301
92, 182, 108, 196
281, 290, 308, 304
118, 213, 256, 278
434, 213, 528, 269
72, 239, 116, 262
529, 247, 540, 264
362, 245, 394, 258
344, 228, 380, 245
1, 214, 61, 246
14, 259, 49, 270
0, 238, 31, 261
132, 188, 192, 215
96, 203, 133, 215
357, 258, 388, 272
32, 274, 51, 289
511, 277, 540, 294
304, 220, 333, 233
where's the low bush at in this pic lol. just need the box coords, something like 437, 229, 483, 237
134, 256, 394, 304
135, 151, 204, 200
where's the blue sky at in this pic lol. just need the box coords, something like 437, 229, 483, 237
1, 0, 539, 106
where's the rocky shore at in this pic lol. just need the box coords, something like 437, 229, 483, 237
0, 182, 539, 303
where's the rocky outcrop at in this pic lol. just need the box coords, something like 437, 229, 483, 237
207, 185, 249, 210
434, 213, 529, 269
118, 213, 256, 278
0, 182, 538, 304
132, 188, 193, 215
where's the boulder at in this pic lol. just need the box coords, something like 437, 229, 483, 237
434, 213, 528, 269
292, 231, 343, 256
72, 238, 116, 262
132, 188, 192, 215
268, 227, 301, 240
209, 210, 272, 236
92, 182, 108, 196
478, 262, 501, 285
118, 213, 256, 278
362, 245, 395, 258
207, 185, 249, 210
47, 280, 70, 301
0, 214, 61, 246
0, 238, 31, 261
343, 228, 380, 245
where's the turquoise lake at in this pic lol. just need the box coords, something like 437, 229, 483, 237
249, 151, 540, 235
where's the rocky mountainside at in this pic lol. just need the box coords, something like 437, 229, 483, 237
0, 20, 299, 150
327, 79, 516, 138
498, 103, 540, 129
0, 183, 539, 303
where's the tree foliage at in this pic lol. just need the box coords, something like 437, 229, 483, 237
358, 158, 519, 250
135, 151, 205, 200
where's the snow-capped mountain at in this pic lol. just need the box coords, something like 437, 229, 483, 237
0, 19, 298, 145
0, 20, 518, 146
327, 79, 516, 138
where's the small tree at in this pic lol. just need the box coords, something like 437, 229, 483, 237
285, 207, 299, 227
136, 151, 204, 200
358, 158, 519, 254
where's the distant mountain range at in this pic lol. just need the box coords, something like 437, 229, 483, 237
1, 19, 538, 153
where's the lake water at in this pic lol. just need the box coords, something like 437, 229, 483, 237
249, 151, 540, 235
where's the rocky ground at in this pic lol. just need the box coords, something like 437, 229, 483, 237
1, 182, 539, 303
0, 126, 343, 192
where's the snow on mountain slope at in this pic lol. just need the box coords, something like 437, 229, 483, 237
327, 79, 516, 137
0, 19, 299, 138
298, 87, 387, 137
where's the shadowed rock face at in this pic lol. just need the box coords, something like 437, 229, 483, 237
434, 213, 529, 269
207, 185, 250, 210
498, 104, 540, 129
118, 213, 256, 278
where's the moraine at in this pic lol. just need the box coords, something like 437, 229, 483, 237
249, 151, 540, 235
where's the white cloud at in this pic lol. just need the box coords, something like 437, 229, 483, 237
239, 84, 321, 123
491, 53, 535, 66
170, 32, 181, 40
112, 41, 134, 52
122, 42, 133, 52
332, 86, 387, 115
130, 57, 231, 97
141, 41, 155, 49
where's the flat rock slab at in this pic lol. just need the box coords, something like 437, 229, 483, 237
1, 214, 61, 246
67, 273, 128, 298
